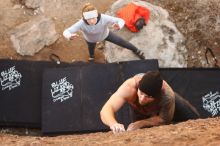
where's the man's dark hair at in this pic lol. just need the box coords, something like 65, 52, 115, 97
135, 17, 146, 31
138, 71, 163, 98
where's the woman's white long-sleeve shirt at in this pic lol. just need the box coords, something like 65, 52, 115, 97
63, 14, 125, 43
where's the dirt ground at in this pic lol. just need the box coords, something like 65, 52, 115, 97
0, 0, 220, 145
1, 117, 220, 146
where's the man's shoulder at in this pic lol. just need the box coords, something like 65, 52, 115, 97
162, 81, 175, 97
118, 78, 137, 100
134, 73, 145, 77
123, 77, 136, 87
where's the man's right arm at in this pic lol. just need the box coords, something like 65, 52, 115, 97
100, 81, 131, 133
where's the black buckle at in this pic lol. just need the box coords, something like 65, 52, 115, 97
205, 47, 219, 67
49, 53, 61, 64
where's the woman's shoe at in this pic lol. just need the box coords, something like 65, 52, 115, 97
134, 50, 145, 60
88, 57, 94, 63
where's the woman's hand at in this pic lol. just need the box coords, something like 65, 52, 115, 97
69, 33, 79, 40
112, 23, 120, 30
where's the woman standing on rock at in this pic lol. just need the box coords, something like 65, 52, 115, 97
63, 3, 145, 62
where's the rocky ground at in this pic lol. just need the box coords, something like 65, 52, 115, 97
0, 0, 219, 66
0, 0, 220, 145
152, 0, 220, 67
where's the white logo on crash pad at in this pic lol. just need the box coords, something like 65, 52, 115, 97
0, 66, 22, 91
202, 91, 220, 116
51, 77, 74, 102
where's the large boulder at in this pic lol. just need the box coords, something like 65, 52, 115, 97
104, 0, 187, 67
9, 15, 59, 56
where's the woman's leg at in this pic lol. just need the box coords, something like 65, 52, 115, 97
86, 41, 96, 62
105, 31, 145, 59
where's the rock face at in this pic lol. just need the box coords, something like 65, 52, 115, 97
104, 0, 187, 67
9, 16, 59, 56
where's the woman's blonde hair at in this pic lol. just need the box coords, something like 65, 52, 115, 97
82, 3, 97, 18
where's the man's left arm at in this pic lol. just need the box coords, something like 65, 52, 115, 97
127, 91, 175, 131
127, 115, 165, 131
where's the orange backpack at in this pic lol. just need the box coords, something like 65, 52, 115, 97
117, 3, 150, 32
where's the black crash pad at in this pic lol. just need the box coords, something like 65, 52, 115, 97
160, 68, 220, 118
0, 59, 73, 128
41, 59, 159, 134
